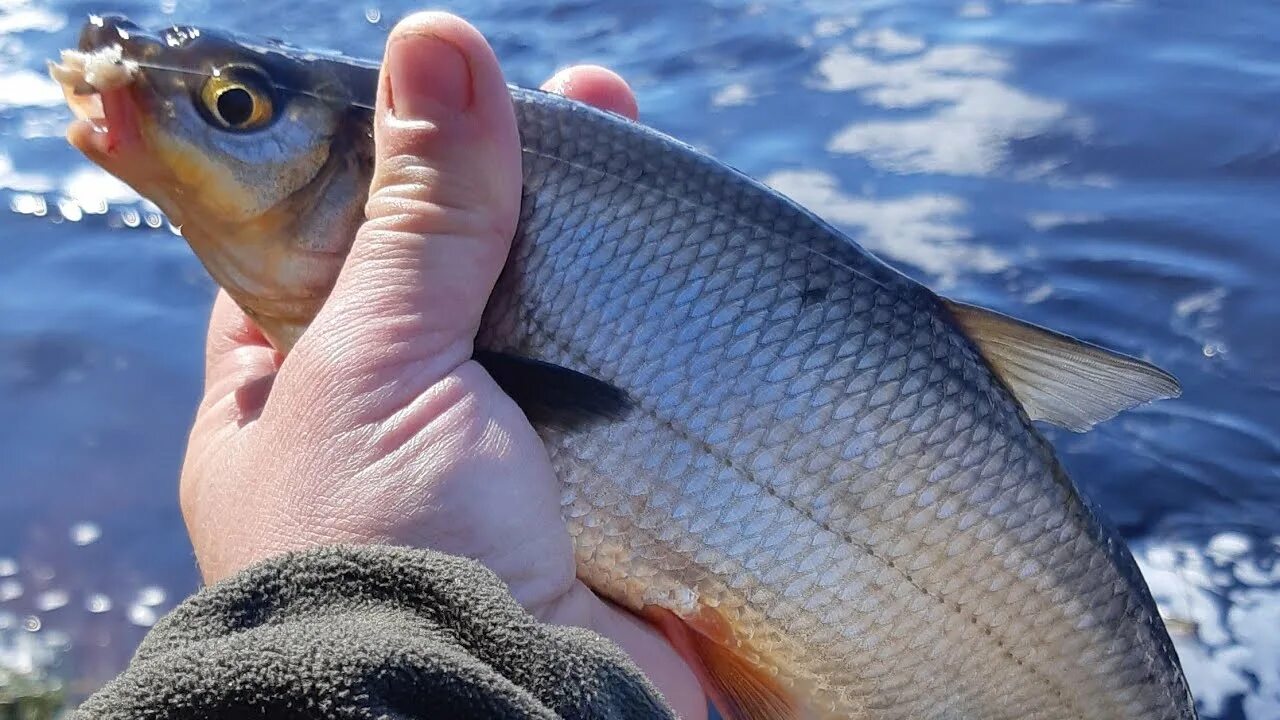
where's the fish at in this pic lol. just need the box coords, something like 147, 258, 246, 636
50, 14, 1198, 720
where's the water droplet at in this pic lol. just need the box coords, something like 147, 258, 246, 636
137, 586, 166, 607
365, 7, 382, 23
127, 604, 158, 627
35, 590, 68, 612
0, 558, 16, 577
121, 208, 141, 228
22, 615, 41, 632
0, 579, 22, 602
71, 522, 102, 546
86, 594, 112, 614
145, 212, 163, 228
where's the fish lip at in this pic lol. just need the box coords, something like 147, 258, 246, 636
48, 45, 143, 157
48, 15, 168, 157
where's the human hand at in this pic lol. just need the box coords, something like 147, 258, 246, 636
178, 12, 704, 718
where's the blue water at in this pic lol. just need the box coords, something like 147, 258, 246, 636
1, 0, 1277, 715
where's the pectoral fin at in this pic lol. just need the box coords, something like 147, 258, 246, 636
944, 299, 1181, 432
473, 350, 632, 431
642, 605, 800, 720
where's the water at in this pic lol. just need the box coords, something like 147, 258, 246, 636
1, 0, 1276, 715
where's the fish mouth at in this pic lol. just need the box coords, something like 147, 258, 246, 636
47, 16, 145, 157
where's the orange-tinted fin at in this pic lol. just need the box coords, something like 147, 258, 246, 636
642, 605, 800, 720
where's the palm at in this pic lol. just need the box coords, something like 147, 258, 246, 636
183, 348, 570, 601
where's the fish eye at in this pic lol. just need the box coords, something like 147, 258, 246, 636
198, 67, 274, 131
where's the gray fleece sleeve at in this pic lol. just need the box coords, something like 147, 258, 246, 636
75, 545, 675, 719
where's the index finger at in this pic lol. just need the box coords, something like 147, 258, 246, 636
542, 65, 639, 121
201, 289, 279, 418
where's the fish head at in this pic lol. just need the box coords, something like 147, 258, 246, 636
50, 14, 375, 350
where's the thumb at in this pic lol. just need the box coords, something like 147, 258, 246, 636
287, 12, 520, 402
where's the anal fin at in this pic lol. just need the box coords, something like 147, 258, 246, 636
642, 605, 801, 720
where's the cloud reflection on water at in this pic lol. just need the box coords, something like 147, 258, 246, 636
0, 153, 54, 193
851, 28, 925, 56
711, 82, 754, 107
817, 39, 1072, 176
0, 70, 63, 109
764, 168, 1008, 284
1136, 537, 1280, 720
0, 3, 64, 35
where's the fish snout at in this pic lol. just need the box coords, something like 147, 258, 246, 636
78, 14, 167, 60
79, 15, 137, 51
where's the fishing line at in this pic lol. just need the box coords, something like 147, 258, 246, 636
126, 59, 375, 110
105, 60, 894, 294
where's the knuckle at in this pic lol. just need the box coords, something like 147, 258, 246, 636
365, 151, 513, 242
358, 198, 510, 269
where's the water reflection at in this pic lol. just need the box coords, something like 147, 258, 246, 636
0, 518, 185, 698
0, 70, 63, 108
0, 154, 54, 193
1173, 287, 1230, 359
711, 82, 753, 107
850, 28, 924, 56
764, 168, 1008, 284
0, 2, 64, 35
817, 41, 1071, 176
35, 590, 68, 613
958, 2, 992, 18
1137, 536, 1280, 720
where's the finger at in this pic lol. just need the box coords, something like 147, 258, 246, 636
200, 289, 279, 424
542, 65, 639, 121
206, 290, 273, 373
287, 11, 520, 407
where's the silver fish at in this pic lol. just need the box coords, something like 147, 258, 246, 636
51, 15, 1197, 719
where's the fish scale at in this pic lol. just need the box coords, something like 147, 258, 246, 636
472, 87, 1193, 719
52, 17, 1194, 719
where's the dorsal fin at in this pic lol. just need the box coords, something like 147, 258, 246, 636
642, 605, 801, 720
944, 299, 1181, 432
